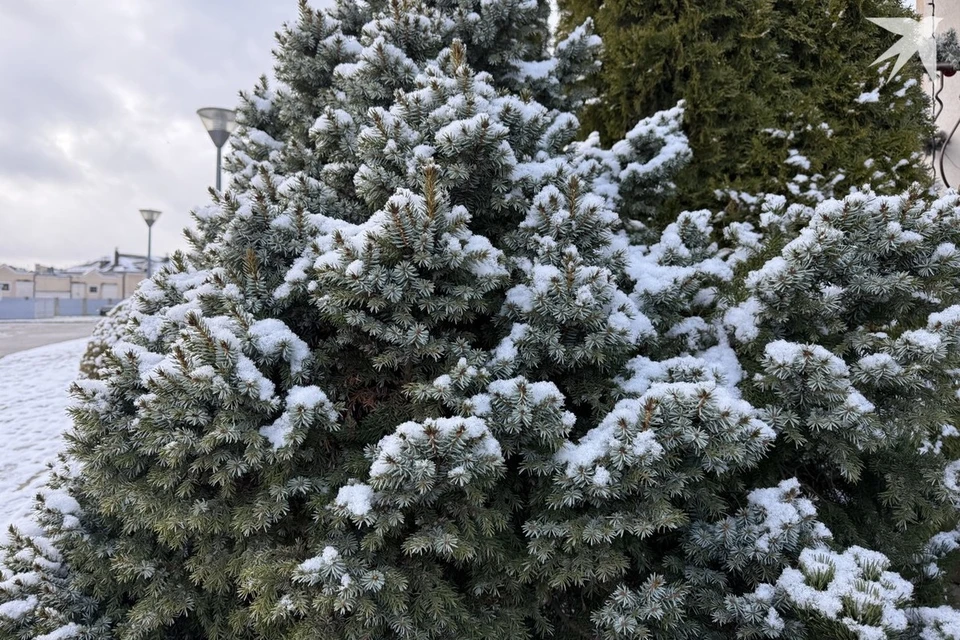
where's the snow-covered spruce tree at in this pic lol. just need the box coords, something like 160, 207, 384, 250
721, 190, 960, 573
78, 299, 135, 380
5, 2, 960, 640
2, 1, 645, 638
702, 190, 960, 639
223, 78, 283, 193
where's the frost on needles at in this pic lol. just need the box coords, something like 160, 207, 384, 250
4, 1, 960, 639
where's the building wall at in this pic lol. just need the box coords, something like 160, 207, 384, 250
2, 270, 144, 301
0, 265, 32, 299
68, 272, 124, 300
921, 1, 960, 188
0, 255, 152, 306
33, 274, 72, 299
71, 272, 145, 299
121, 273, 145, 298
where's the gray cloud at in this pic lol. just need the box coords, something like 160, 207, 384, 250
0, 0, 320, 268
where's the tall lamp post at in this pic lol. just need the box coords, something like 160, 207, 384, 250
139, 209, 162, 278
196, 107, 237, 190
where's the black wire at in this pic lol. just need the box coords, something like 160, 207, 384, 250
928, 0, 952, 187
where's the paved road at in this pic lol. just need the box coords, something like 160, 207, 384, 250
0, 318, 100, 358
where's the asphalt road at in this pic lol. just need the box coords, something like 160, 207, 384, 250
0, 318, 100, 358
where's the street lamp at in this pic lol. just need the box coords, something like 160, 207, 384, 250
196, 107, 237, 191
139, 209, 162, 279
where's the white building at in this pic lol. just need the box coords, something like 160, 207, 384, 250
0, 250, 169, 301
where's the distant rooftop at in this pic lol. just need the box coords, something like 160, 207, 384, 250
34, 249, 170, 276
0, 264, 33, 274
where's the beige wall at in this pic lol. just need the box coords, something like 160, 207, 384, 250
0, 266, 32, 299
121, 273, 145, 298
34, 274, 72, 299
0, 263, 148, 300
62, 271, 141, 300
7, 270, 145, 300
75, 272, 118, 299
923, 1, 960, 188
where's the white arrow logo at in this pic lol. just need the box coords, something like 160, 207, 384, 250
868, 16, 943, 81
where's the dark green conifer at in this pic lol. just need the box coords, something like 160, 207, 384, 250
558, 0, 934, 223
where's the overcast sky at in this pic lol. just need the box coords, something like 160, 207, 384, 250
0, 1, 325, 269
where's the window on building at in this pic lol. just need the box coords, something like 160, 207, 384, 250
0, 283, 8, 291
89, 286, 98, 293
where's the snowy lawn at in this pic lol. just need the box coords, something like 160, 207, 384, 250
0, 338, 88, 539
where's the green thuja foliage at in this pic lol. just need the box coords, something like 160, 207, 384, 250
558, 0, 935, 222
5, 1, 960, 639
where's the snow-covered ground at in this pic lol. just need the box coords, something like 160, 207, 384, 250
0, 318, 98, 357
0, 339, 87, 539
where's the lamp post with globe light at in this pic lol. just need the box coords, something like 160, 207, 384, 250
139, 209, 162, 278
196, 107, 237, 191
